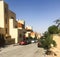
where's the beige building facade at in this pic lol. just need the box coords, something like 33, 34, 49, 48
17, 20, 26, 42
0, 0, 20, 44
25, 26, 33, 38
0, 0, 10, 43
49, 34, 60, 57
0, 0, 36, 44
53, 34, 60, 49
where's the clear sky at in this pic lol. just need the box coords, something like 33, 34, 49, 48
5, 0, 60, 34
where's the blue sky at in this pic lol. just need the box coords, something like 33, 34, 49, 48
5, 0, 60, 34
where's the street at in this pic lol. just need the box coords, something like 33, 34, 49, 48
0, 43, 46, 57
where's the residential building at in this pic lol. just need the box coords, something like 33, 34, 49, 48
0, 0, 36, 44
36, 33, 41, 39
0, 0, 11, 44
25, 26, 33, 38
30, 32, 36, 38
18, 20, 25, 29
0, 0, 25, 44
17, 20, 26, 42
9, 14, 18, 43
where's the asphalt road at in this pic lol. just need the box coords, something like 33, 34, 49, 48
0, 43, 46, 57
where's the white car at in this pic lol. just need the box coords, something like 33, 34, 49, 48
31, 40, 35, 43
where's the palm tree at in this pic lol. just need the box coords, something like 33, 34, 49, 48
54, 19, 60, 29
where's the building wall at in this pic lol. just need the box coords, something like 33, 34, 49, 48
30, 32, 35, 38
8, 10, 17, 28
26, 26, 32, 30
0, 0, 18, 44
9, 10, 16, 19
17, 20, 26, 42
0, 28, 4, 34
49, 34, 60, 57
25, 32, 31, 38
53, 34, 60, 49
4, 2, 9, 35
0, 0, 26, 44
36, 33, 41, 39
0, 1, 9, 34
0, 0, 10, 38
0, 1, 4, 28
9, 10, 19, 43
9, 19, 18, 43
18, 20, 25, 29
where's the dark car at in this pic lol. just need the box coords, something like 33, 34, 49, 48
19, 41, 27, 45
25, 38, 31, 44
26, 40, 31, 44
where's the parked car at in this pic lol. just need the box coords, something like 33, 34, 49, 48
31, 39, 37, 43
19, 41, 27, 45
26, 40, 31, 44
25, 38, 31, 44
31, 40, 35, 43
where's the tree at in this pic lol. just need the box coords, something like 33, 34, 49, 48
48, 25, 59, 34
54, 19, 60, 29
40, 32, 56, 49
43, 31, 50, 37
39, 32, 57, 55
